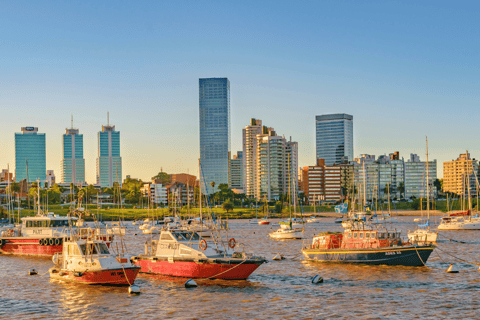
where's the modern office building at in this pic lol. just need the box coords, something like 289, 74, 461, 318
141, 179, 168, 206
61, 128, 85, 185
242, 118, 263, 197
443, 152, 478, 196
15, 127, 46, 183
315, 113, 353, 165
229, 151, 243, 192
96, 123, 122, 188
199, 77, 230, 194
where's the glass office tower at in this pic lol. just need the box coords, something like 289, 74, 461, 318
315, 114, 353, 165
15, 127, 46, 182
199, 78, 230, 194
96, 124, 122, 187
61, 128, 85, 184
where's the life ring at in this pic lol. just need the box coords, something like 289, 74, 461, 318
228, 238, 236, 249
39, 239, 44, 246
200, 239, 207, 251
49, 238, 55, 246
54, 238, 61, 246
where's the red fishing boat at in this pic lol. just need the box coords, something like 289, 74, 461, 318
131, 229, 266, 280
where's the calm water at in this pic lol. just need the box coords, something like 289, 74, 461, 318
1, 216, 480, 319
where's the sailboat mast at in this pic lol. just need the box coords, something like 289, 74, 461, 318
198, 159, 202, 222
426, 137, 430, 222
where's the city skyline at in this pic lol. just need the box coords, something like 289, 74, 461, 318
2, 2, 480, 182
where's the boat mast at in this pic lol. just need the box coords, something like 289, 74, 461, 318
198, 158, 202, 222
426, 137, 430, 226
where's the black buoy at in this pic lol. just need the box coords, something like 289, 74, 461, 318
185, 279, 197, 288
29, 269, 38, 275
312, 275, 323, 284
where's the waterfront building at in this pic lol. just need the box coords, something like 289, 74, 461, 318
61, 128, 85, 185
141, 179, 168, 206
242, 118, 263, 197
229, 151, 243, 192
315, 113, 353, 165
255, 128, 298, 201
96, 122, 122, 188
170, 173, 197, 187
352, 152, 437, 200
301, 159, 342, 204
199, 77, 230, 194
0, 169, 14, 183
443, 152, 478, 196
15, 127, 46, 183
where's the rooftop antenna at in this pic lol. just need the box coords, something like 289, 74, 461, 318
107, 112, 109, 126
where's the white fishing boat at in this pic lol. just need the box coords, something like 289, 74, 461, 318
269, 227, 303, 239
49, 236, 140, 285
370, 213, 398, 224
307, 216, 320, 223
438, 214, 480, 230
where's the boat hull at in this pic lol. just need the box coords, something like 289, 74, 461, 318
438, 222, 480, 230
302, 245, 434, 266
49, 267, 140, 285
133, 257, 264, 280
258, 221, 270, 225
0, 237, 62, 256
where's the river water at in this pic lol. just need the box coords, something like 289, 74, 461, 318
1, 216, 479, 319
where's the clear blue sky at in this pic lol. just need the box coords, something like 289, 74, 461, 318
1, 1, 479, 183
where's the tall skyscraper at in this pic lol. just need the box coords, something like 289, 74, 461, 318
61, 127, 85, 185
96, 119, 122, 188
199, 77, 230, 194
15, 127, 46, 182
315, 113, 353, 165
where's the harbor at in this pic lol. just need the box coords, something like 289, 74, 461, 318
1, 216, 479, 319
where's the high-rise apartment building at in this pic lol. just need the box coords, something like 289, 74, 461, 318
352, 152, 437, 200
199, 78, 230, 194
61, 128, 85, 184
316, 113, 353, 165
15, 127, 46, 182
242, 121, 298, 201
242, 118, 263, 197
443, 152, 478, 196
96, 123, 122, 188
301, 159, 342, 204
229, 151, 243, 192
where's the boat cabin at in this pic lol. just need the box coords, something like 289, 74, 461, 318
312, 229, 402, 250
21, 214, 78, 237
58, 239, 113, 270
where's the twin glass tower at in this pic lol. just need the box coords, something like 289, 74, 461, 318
199, 78, 230, 194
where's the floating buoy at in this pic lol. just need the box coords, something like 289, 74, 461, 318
73, 272, 83, 277
128, 285, 141, 294
446, 264, 459, 273
134, 233, 138, 236
29, 269, 38, 275
312, 275, 324, 284
272, 254, 285, 261
185, 279, 197, 288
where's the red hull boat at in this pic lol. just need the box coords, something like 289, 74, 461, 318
132, 229, 266, 280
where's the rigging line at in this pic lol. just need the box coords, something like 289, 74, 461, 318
203, 258, 248, 280
435, 246, 480, 267
414, 245, 427, 267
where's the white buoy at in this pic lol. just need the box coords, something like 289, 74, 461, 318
185, 279, 197, 288
446, 263, 459, 273
128, 285, 140, 294
272, 254, 285, 261
29, 269, 38, 275
312, 275, 324, 284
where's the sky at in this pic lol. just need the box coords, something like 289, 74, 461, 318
1, 1, 480, 183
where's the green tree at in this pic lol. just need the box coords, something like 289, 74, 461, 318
152, 172, 171, 185
434, 179, 443, 194
397, 182, 405, 199
274, 201, 283, 213
222, 199, 234, 214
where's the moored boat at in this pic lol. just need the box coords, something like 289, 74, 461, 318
131, 229, 266, 280
49, 237, 139, 285
258, 218, 270, 225
302, 227, 434, 266
269, 227, 303, 239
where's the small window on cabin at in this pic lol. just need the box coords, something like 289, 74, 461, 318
160, 233, 174, 241
27, 221, 32, 228
359, 233, 364, 239
87, 244, 98, 255
79, 244, 86, 255
365, 233, 370, 239
371, 233, 376, 238
97, 243, 110, 254
378, 233, 385, 239
353, 232, 358, 239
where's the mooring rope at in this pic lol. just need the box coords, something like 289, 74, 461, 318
202, 258, 249, 280
435, 246, 480, 267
